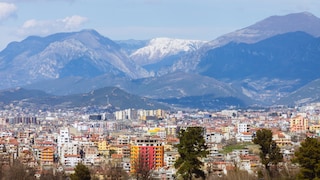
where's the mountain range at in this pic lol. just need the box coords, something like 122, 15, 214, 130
1, 12, 320, 110
0, 87, 168, 111
0, 30, 149, 89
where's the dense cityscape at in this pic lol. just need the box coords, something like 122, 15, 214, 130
0, 101, 319, 179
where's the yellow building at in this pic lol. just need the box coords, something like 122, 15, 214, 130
309, 124, 320, 132
97, 140, 108, 156
98, 140, 108, 151
148, 127, 165, 136
290, 115, 308, 132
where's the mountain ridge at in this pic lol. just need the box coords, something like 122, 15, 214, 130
196, 31, 320, 104
0, 29, 149, 89
168, 12, 320, 75
1, 12, 320, 109
206, 11, 320, 48
0, 87, 169, 110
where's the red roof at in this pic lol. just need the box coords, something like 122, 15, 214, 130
111, 154, 123, 159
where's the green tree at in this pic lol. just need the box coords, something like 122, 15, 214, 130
253, 129, 283, 172
293, 137, 320, 179
70, 163, 91, 180
109, 149, 116, 158
174, 127, 209, 180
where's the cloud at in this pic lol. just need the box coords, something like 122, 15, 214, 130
18, 15, 88, 36
60, 15, 88, 29
0, 2, 17, 22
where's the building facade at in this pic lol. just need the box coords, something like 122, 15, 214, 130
130, 137, 164, 173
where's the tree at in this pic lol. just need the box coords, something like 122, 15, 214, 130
109, 149, 116, 158
132, 153, 153, 180
70, 163, 91, 180
253, 129, 283, 173
0, 154, 6, 179
174, 127, 209, 180
40, 169, 67, 180
5, 160, 36, 180
98, 162, 128, 180
293, 137, 320, 179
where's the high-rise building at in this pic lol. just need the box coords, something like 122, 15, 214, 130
57, 128, 79, 166
130, 137, 164, 173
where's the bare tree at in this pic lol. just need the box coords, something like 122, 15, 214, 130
104, 163, 128, 180
5, 160, 36, 180
39, 169, 67, 180
132, 154, 153, 180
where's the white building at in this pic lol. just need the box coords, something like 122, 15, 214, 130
236, 132, 253, 142
238, 123, 250, 134
59, 141, 79, 165
114, 111, 126, 120
205, 132, 223, 144
57, 128, 80, 165
164, 151, 178, 168
117, 135, 130, 145
57, 128, 70, 147
64, 154, 81, 167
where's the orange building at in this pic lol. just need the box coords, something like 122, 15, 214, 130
130, 137, 164, 173
290, 115, 308, 132
40, 146, 54, 165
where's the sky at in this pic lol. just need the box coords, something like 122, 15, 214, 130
0, 0, 319, 50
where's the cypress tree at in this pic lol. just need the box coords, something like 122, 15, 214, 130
174, 127, 209, 180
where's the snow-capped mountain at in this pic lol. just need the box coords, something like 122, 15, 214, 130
0, 29, 149, 89
130, 37, 206, 66
1, 12, 320, 109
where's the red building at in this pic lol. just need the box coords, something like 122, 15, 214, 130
130, 137, 164, 173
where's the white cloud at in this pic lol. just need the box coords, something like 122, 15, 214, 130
0, 2, 17, 21
60, 15, 88, 29
22, 19, 38, 28
18, 15, 88, 36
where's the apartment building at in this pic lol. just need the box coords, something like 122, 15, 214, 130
290, 115, 308, 132
238, 123, 250, 133
40, 146, 54, 166
130, 137, 164, 173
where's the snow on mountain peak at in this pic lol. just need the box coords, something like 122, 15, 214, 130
130, 37, 207, 65
151, 37, 205, 51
